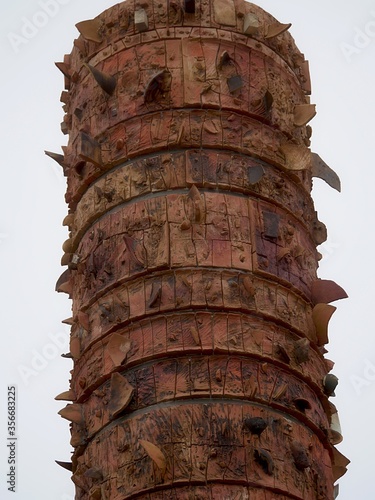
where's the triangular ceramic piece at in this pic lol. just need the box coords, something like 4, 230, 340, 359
243, 13, 260, 35
139, 440, 167, 473
55, 62, 71, 79
332, 447, 350, 481
107, 334, 131, 366
109, 372, 134, 418
75, 19, 102, 43
84, 63, 117, 96
265, 22, 292, 39
312, 303, 337, 346
312, 279, 348, 304
294, 104, 316, 127
55, 269, 71, 293
58, 404, 83, 424
55, 390, 76, 401
55, 461, 73, 471
45, 150, 65, 167
311, 153, 341, 192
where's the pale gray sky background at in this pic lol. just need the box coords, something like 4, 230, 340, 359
0, 1, 374, 498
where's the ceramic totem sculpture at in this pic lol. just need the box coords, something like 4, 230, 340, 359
52, 0, 349, 498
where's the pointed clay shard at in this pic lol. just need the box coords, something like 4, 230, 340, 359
190, 326, 201, 346
313, 303, 337, 346
294, 104, 316, 127
134, 8, 149, 32
61, 352, 73, 359
227, 75, 243, 93
107, 334, 131, 366
332, 447, 350, 481
79, 132, 103, 167
139, 440, 167, 473
312, 279, 348, 304
63, 214, 75, 227
55, 62, 71, 79
148, 285, 162, 308
254, 448, 274, 475
248, 165, 265, 184
276, 344, 290, 364
273, 383, 288, 400
243, 13, 260, 35
280, 143, 311, 171
334, 485, 339, 499
77, 311, 90, 331
45, 150, 65, 167
243, 417, 267, 436
62, 317, 73, 325
109, 372, 135, 418
291, 441, 310, 471
55, 269, 71, 294
55, 390, 76, 402
84, 63, 117, 96
55, 461, 73, 472
311, 153, 341, 192
265, 22, 292, 39
58, 404, 83, 424
144, 70, 172, 103
76, 19, 102, 43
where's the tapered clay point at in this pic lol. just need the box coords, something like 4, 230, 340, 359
332, 447, 350, 481
243, 417, 268, 435
109, 372, 134, 418
62, 214, 75, 227
294, 104, 317, 127
84, 63, 117, 96
312, 279, 348, 304
79, 132, 103, 167
55, 390, 76, 401
45, 150, 65, 167
265, 22, 292, 39
75, 19, 102, 43
254, 448, 274, 475
55, 461, 73, 471
291, 441, 310, 471
62, 317, 73, 325
107, 334, 131, 366
55, 62, 71, 78
55, 269, 71, 293
311, 153, 341, 192
58, 404, 83, 424
313, 303, 337, 346
139, 440, 167, 473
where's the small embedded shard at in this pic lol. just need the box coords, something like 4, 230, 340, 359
63, 214, 75, 227
45, 150, 65, 167
294, 103, 317, 127
243, 417, 268, 436
148, 284, 162, 308
79, 132, 103, 167
293, 338, 310, 365
76, 19, 102, 43
84, 63, 117, 96
247, 165, 265, 184
227, 75, 243, 93
190, 326, 201, 346
312, 279, 348, 305
265, 22, 292, 39
139, 440, 167, 473
109, 372, 135, 418
58, 404, 83, 424
276, 344, 290, 364
107, 335, 131, 366
254, 448, 274, 475
273, 383, 288, 400
311, 153, 341, 192
280, 143, 311, 171
263, 211, 279, 239
55, 461, 73, 472
55, 390, 76, 402
184, 0, 195, 14
134, 8, 148, 32
84, 468, 103, 480
144, 70, 172, 103
291, 441, 310, 471
243, 13, 260, 35
313, 303, 337, 346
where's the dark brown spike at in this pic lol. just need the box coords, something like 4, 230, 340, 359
55, 460, 73, 472
84, 63, 117, 96
45, 150, 65, 167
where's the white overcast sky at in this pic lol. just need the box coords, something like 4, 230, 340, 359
0, 1, 374, 499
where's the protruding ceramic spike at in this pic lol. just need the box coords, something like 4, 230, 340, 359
61, 352, 73, 359
312, 279, 348, 304
63, 214, 75, 227
109, 372, 135, 418
254, 448, 274, 475
107, 334, 131, 366
334, 485, 339, 499
294, 104, 317, 127
79, 132, 103, 167
45, 150, 65, 167
332, 446, 350, 480
139, 440, 167, 473
291, 441, 310, 471
311, 153, 341, 192
313, 303, 337, 346
243, 417, 268, 436
75, 19, 102, 43
243, 13, 260, 35
55, 62, 71, 79
184, 0, 195, 14
280, 143, 311, 171
265, 22, 292, 39
62, 317, 73, 325
84, 63, 117, 96
55, 460, 73, 471
148, 285, 162, 308
324, 374, 339, 397
55, 390, 76, 401
134, 8, 149, 32
58, 404, 83, 424
55, 269, 72, 294
144, 70, 172, 103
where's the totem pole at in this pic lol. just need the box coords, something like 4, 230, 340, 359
51, 1, 349, 498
